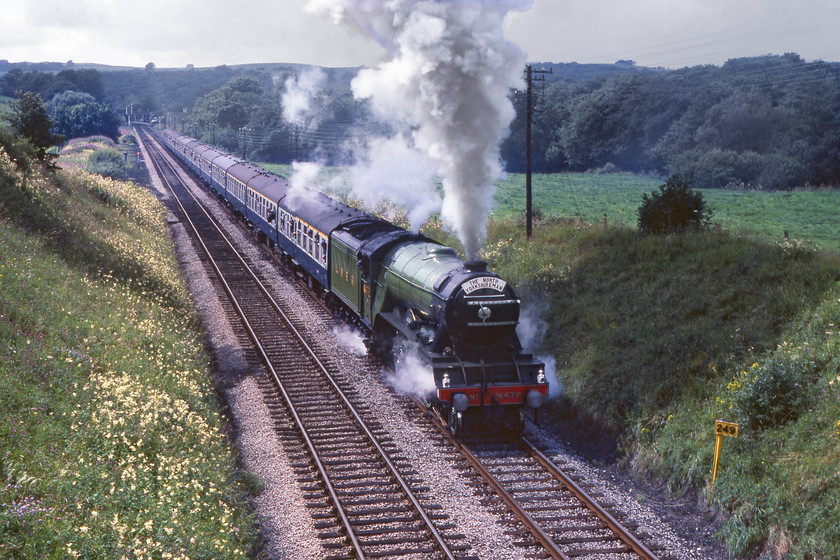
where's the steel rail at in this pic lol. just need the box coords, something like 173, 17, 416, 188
411, 397, 570, 560
412, 394, 661, 560
139, 127, 457, 560
522, 436, 660, 560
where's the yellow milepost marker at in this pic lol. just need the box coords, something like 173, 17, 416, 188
712, 420, 739, 485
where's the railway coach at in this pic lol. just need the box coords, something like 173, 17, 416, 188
159, 128, 549, 434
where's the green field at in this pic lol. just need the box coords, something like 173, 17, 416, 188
497, 172, 840, 253
262, 163, 840, 254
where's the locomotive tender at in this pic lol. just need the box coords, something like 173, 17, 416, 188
158, 127, 548, 433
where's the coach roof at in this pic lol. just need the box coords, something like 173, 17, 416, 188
279, 188, 369, 235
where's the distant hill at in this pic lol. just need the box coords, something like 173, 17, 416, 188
1, 58, 667, 82
0, 58, 668, 114
530, 60, 669, 83
0, 60, 137, 73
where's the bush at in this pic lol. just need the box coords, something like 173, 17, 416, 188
86, 148, 128, 180
0, 125, 38, 173
637, 175, 711, 234
732, 355, 818, 430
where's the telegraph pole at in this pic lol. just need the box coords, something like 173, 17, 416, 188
524, 64, 552, 238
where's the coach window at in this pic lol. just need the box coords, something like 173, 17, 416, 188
319, 238, 327, 267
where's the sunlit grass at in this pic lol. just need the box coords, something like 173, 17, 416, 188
0, 147, 257, 559
496, 172, 840, 253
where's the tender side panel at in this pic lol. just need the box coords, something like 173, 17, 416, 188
330, 235, 362, 314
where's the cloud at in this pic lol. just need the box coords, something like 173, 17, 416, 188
3, 0, 839, 70
3, 0, 384, 67
505, 0, 840, 67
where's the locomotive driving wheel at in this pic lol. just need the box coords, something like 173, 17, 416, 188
391, 334, 410, 369
448, 406, 463, 436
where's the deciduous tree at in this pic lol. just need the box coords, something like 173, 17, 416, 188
48, 91, 121, 141
8, 91, 63, 164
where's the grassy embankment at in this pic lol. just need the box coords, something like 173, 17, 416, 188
0, 140, 258, 559
481, 217, 840, 559
492, 173, 840, 558
265, 162, 840, 558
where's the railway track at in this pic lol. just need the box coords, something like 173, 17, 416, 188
136, 125, 666, 560
401, 397, 663, 560
137, 126, 470, 560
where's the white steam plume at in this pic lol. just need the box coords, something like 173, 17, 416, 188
307, 0, 531, 259
332, 325, 369, 356
385, 346, 437, 399
346, 134, 441, 232
517, 301, 562, 399
286, 160, 324, 211
282, 67, 327, 128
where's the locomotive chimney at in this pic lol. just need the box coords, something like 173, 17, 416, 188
464, 260, 487, 272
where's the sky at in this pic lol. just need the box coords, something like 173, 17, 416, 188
2, 0, 839, 70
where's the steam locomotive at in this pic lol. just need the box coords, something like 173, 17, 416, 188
157, 127, 548, 434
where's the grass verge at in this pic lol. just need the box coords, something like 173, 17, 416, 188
0, 146, 258, 559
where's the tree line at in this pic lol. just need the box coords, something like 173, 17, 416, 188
3, 54, 839, 189
1, 68, 121, 141
504, 53, 840, 189
181, 53, 840, 190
